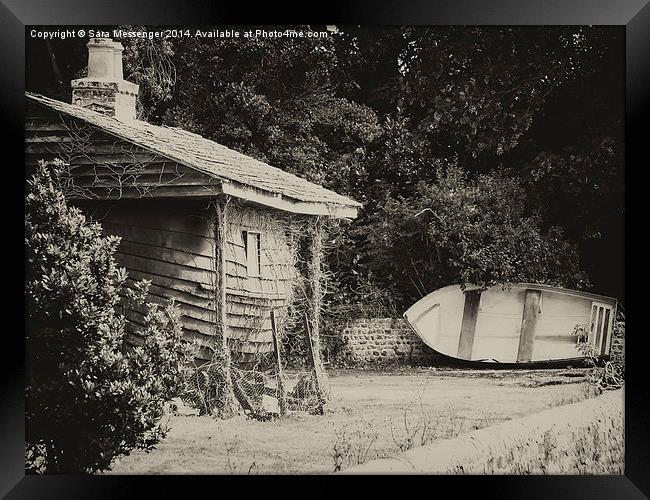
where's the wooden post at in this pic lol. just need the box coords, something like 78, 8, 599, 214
305, 217, 328, 406
303, 314, 325, 415
214, 198, 237, 416
270, 310, 287, 416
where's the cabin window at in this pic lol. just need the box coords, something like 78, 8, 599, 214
243, 231, 261, 277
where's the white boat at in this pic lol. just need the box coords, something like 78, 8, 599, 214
403, 284, 617, 364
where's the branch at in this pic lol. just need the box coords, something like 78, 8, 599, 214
414, 208, 435, 218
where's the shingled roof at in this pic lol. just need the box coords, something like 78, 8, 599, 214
26, 92, 361, 218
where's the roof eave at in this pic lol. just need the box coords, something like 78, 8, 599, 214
26, 93, 361, 218
221, 181, 359, 219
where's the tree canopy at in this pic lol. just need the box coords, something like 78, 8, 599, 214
26, 25, 625, 311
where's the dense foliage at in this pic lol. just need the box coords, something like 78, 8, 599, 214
25, 160, 194, 473
334, 167, 588, 310
26, 25, 624, 314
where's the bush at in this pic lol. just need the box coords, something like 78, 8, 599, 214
574, 313, 625, 393
25, 160, 195, 473
335, 166, 589, 311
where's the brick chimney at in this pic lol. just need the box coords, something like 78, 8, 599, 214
71, 38, 139, 121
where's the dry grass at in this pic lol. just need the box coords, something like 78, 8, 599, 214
107, 368, 596, 474
472, 400, 624, 475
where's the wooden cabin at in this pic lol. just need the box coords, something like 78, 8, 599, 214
25, 38, 360, 369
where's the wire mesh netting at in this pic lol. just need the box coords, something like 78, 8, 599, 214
180, 361, 326, 420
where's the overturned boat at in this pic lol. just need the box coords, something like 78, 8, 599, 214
403, 284, 617, 365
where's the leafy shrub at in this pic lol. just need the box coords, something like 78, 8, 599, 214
25, 160, 195, 473
336, 166, 589, 311
574, 313, 625, 392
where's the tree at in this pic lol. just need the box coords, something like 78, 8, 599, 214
147, 29, 381, 194
25, 160, 195, 473
120, 26, 176, 121
25, 25, 624, 310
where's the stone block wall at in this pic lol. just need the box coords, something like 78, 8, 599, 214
341, 318, 443, 365
340, 317, 626, 367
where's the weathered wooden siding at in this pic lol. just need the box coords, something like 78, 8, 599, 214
93, 200, 219, 361
103, 201, 302, 366
224, 204, 301, 364
25, 101, 220, 199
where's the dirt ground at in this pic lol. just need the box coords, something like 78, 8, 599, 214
107, 367, 595, 475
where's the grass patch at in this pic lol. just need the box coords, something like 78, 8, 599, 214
108, 369, 611, 474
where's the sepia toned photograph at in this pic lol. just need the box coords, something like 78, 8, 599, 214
24, 24, 625, 476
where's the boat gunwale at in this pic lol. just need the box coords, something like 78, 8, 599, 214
404, 283, 617, 320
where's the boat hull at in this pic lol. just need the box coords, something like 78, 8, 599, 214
403, 284, 617, 364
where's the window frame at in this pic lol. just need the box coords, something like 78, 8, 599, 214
242, 230, 261, 277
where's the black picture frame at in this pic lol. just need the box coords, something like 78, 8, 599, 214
2, 0, 648, 497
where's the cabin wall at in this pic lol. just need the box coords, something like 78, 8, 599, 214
224, 203, 302, 366
82, 199, 219, 361
79, 199, 305, 367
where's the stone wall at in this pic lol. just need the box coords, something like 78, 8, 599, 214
340, 317, 625, 367
341, 318, 443, 365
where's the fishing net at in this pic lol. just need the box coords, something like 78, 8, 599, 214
176, 207, 333, 421
180, 362, 325, 420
